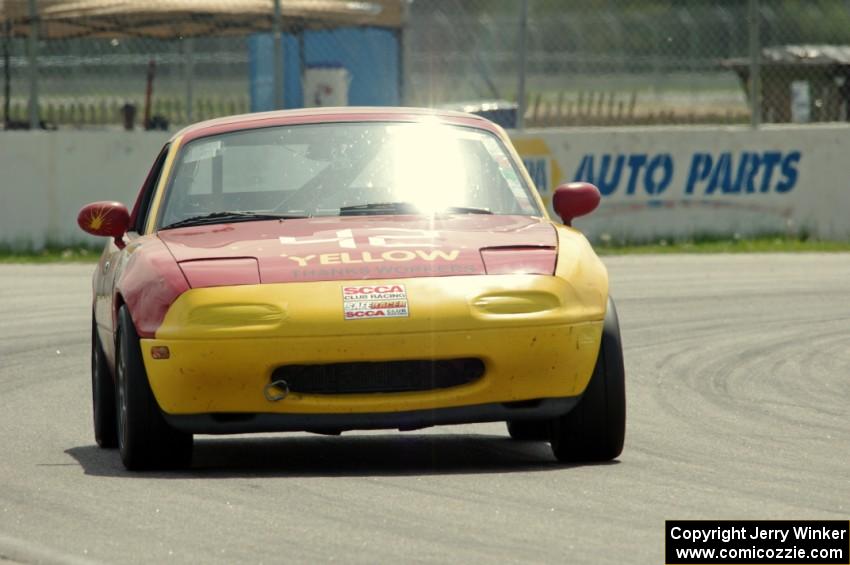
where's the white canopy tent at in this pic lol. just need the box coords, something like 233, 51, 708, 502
0, 0, 403, 38
0, 0, 405, 127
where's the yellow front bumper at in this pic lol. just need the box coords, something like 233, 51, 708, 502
141, 274, 606, 416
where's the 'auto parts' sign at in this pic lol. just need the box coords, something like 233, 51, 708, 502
509, 126, 850, 240
571, 151, 800, 196
513, 135, 800, 197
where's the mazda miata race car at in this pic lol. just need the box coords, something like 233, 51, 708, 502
79, 107, 625, 470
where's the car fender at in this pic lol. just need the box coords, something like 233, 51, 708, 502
553, 225, 609, 321
114, 236, 190, 339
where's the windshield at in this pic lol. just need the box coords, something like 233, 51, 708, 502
157, 122, 540, 228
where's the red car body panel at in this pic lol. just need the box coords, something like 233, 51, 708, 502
114, 236, 190, 339
157, 215, 557, 287
175, 107, 504, 145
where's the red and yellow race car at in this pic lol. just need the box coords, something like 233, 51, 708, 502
78, 107, 625, 470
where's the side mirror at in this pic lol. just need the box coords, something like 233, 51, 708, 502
77, 201, 130, 249
552, 182, 601, 226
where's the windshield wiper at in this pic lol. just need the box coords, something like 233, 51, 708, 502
161, 211, 307, 230
440, 205, 493, 215
339, 202, 492, 216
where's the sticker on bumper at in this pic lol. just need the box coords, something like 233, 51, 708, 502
342, 284, 409, 320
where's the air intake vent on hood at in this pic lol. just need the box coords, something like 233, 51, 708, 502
480, 247, 556, 275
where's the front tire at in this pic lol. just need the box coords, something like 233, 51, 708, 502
550, 298, 626, 462
116, 306, 192, 470
92, 318, 118, 448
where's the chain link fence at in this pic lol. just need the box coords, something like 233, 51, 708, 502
3, 0, 850, 130
408, 0, 850, 127
3, 35, 250, 128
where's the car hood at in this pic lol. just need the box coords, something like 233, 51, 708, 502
158, 215, 558, 286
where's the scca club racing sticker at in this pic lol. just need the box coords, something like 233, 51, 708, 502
342, 284, 409, 320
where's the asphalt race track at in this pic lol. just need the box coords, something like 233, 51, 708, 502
1, 254, 848, 564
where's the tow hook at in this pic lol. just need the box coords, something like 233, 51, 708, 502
264, 380, 289, 402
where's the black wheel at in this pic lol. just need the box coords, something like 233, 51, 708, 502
506, 420, 549, 441
550, 297, 626, 462
92, 318, 118, 448
116, 306, 192, 470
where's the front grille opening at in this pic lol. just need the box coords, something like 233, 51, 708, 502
272, 358, 485, 395
502, 399, 543, 409
210, 413, 256, 423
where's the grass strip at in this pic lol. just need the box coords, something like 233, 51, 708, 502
594, 235, 850, 255
0, 244, 101, 263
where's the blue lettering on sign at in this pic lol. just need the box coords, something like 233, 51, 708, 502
625, 154, 647, 195
574, 151, 801, 196
645, 154, 673, 195
523, 157, 550, 194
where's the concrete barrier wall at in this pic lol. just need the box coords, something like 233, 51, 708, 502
512, 124, 850, 241
1, 124, 848, 248
0, 131, 169, 248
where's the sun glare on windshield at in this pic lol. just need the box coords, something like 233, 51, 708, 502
387, 124, 470, 214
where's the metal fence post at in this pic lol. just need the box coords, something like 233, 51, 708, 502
516, 0, 528, 130
184, 37, 194, 123
273, 0, 284, 109
398, 0, 411, 106
27, 0, 39, 130
3, 18, 11, 128
748, 0, 761, 128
